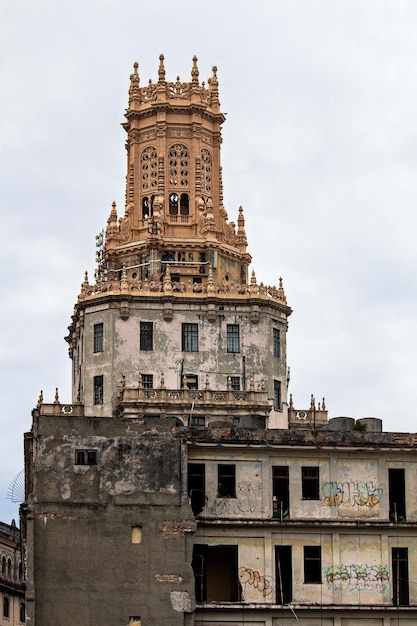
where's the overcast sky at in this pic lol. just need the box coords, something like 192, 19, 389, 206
2, 0, 417, 523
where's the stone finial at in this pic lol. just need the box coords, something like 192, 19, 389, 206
182, 375, 187, 390
138, 373, 142, 389
236, 205, 248, 250
227, 376, 232, 391
37, 390, 43, 409
191, 55, 199, 84
209, 65, 220, 109
163, 265, 173, 294
249, 375, 255, 392
207, 266, 216, 294
54, 388, 60, 404
289, 393, 293, 408
205, 374, 210, 390
160, 373, 165, 389
277, 277, 287, 303
120, 265, 129, 294
322, 397, 326, 410
310, 394, 315, 410
158, 54, 166, 83
128, 61, 140, 106
250, 270, 258, 295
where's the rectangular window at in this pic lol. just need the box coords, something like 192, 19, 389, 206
189, 415, 205, 427
183, 374, 198, 389
188, 463, 206, 515
218, 464, 236, 497
302, 466, 320, 500
275, 546, 292, 604
75, 449, 97, 465
93, 375, 104, 405
273, 327, 280, 358
182, 323, 198, 352
392, 547, 409, 606
93, 323, 103, 353
230, 376, 240, 391
131, 526, 142, 544
273, 380, 281, 411
140, 322, 153, 351
192, 544, 240, 603
273, 466, 289, 519
304, 546, 322, 583
3, 596, 9, 619
389, 468, 406, 521
141, 374, 154, 389
227, 324, 240, 353
20, 602, 25, 623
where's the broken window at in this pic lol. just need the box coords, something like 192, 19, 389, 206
218, 464, 236, 498
129, 618, 141, 626
304, 546, 322, 583
275, 545, 292, 604
302, 466, 320, 500
140, 321, 153, 351
188, 463, 206, 515
389, 468, 406, 521
273, 380, 281, 411
226, 324, 240, 353
273, 327, 280, 358
192, 544, 240, 602
93, 375, 104, 405
392, 547, 409, 606
230, 376, 240, 391
182, 323, 198, 352
273, 466, 289, 519
93, 323, 103, 353
75, 449, 97, 465
141, 374, 153, 389
183, 374, 198, 389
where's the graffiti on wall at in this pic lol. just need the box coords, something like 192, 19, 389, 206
238, 567, 273, 599
211, 481, 261, 516
322, 481, 383, 508
324, 564, 389, 592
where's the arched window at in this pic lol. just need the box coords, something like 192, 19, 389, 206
1, 556, 5, 577
18, 561, 22, 581
180, 193, 189, 216
169, 144, 189, 187
141, 146, 158, 191
142, 196, 155, 219
169, 193, 179, 215
7, 558, 12, 579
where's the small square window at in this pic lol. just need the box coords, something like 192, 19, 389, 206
302, 467, 320, 500
140, 322, 153, 351
93, 375, 104, 405
75, 449, 98, 465
227, 324, 240, 353
93, 323, 104, 353
141, 374, 153, 389
182, 323, 198, 352
304, 546, 322, 583
131, 526, 142, 544
230, 376, 240, 391
218, 464, 236, 497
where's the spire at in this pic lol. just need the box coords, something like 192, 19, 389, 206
158, 54, 166, 84
128, 62, 141, 108
191, 55, 199, 85
236, 206, 248, 251
277, 277, 287, 303
209, 66, 220, 111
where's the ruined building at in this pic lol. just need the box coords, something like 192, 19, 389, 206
0, 519, 25, 625
22, 57, 417, 625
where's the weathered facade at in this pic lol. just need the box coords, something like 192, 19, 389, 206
0, 520, 25, 626
22, 57, 417, 625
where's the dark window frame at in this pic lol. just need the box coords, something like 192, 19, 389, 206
273, 327, 280, 358
226, 324, 240, 353
93, 323, 104, 353
141, 374, 154, 389
20, 602, 25, 623
75, 449, 98, 465
273, 379, 281, 411
93, 375, 104, 405
302, 466, 320, 500
182, 323, 198, 352
140, 321, 153, 351
230, 376, 240, 391
3, 596, 9, 619
218, 464, 236, 498
304, 546, 322, 583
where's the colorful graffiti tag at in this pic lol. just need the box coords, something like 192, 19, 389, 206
322, 481, 383, 508
238, 567, 273, 599
324, 564, 389, 592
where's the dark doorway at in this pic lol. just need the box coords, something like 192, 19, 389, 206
389, 468, 406, 521
272, 466, 289, 519
275, 545, 292, 604
188, 464, 206, 515
192, 544, 240, 602
392, 547, 409, 606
